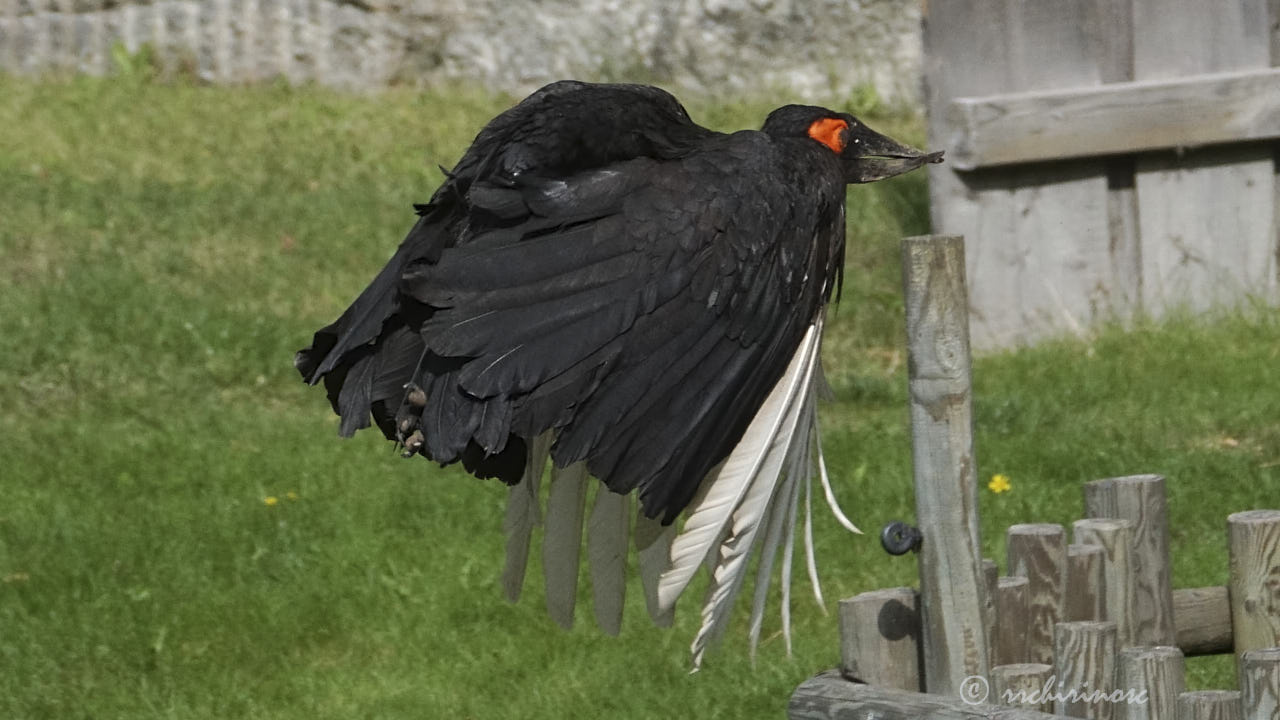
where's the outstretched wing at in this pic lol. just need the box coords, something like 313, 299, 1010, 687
295, 81, 714, 447
400, 130, 845, 524
296, 83, 854, 663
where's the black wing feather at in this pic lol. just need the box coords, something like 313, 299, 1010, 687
296, 82, 845, 523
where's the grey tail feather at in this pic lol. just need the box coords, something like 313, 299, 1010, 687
587, 487, 630, 635
543, 461, 589, 629
634, 512, 676, 627
501, 432, 553, 602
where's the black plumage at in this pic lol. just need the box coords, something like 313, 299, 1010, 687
297, 81, 940, 528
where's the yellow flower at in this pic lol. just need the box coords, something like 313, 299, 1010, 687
263, 496, 280, 506
988, 474, 1011, 494
286, 491, 300, 501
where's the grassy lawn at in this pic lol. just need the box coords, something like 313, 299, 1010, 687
1, 74, 1277, 719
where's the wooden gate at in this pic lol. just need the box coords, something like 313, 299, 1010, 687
923, 0, 1280, 349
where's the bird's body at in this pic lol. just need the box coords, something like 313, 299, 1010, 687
296, 81, 940, 664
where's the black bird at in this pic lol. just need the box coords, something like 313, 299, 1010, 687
296, 81, 941, 664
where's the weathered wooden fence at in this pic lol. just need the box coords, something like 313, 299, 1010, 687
924, 0, 1280, 349
789, 235, 1280, 720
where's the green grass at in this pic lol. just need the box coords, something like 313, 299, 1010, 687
1, 74, 1277, 719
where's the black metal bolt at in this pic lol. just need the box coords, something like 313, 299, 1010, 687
880, 521, 923, 555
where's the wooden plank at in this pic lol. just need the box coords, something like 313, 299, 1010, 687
1132, 0, 1278, 317
993, 663, 1055, 712
1084, 476, 1176, 646
902, 235, 988, 694
838, 587, 922, 691
1178, 690, 1243, 720
923, 0, 1127, 349
1240, 648, 1280, 720
1007, 524, 1066, 665
1073, 518, 1138, 648
1173, 586, 1233, 656
789, 670, 1076, 720
1053, 621, 1119, 720
1227, 510, 1280, 657
985, 557, 1001, 668
947, 69, 1280, 170
1116, 646, 1185, 720
996, 576, 1031, 666
1065, 544, 1106, 622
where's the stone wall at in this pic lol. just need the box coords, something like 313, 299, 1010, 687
0, 0, 923, 104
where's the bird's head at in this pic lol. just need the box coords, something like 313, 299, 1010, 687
762, 105, 944, 184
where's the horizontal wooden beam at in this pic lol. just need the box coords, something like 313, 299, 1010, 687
790, 671, 1074, 719
1174, 586, 1232, 656
945, 68, 1280, 170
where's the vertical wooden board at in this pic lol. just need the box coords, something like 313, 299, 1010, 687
984, 558, 999, 668
903, 235, 988, 694
1132, 0, 1278, 315
924, 0, 1121, 349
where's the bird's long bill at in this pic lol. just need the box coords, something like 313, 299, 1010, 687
846, 129, 944, 184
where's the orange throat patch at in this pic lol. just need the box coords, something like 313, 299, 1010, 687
807, 118, 848, 153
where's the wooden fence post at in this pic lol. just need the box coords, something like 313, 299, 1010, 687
1008, 524, 1067, 664
1066, 544, 1107, 622
1116, 646, 1185, 720
1240, 648, 1280, 720
1227, 510, 1280, 657
992, 663, 1055, 712
1084, 475, 1175, 646
838, 587, 921, 691
1053, 620, 1118, 720
995, 576, 1031, 666
1073, 518, 1138, 648
1177, 690, 1243, 720
902, 234, 988, 694
984, 557, 999, 668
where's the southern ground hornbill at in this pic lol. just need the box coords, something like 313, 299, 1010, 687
296, 81, 942, 666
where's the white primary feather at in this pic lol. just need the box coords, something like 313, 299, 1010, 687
658, 322, 823, 613
803, 435, 825, 608
501, 432, 553, 602
782, 397, 818, 651
587, 486, 630, 635
543, 461, 589, 629
746, 394, 809, 657
687, 320, 823, 667
780, 438, 805, 654
634, 511, 676, 627
816, 429, 861, 534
